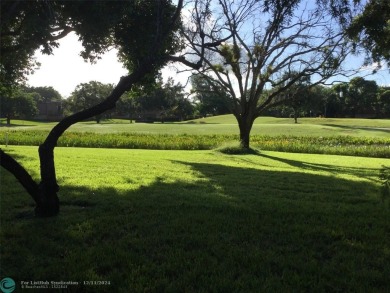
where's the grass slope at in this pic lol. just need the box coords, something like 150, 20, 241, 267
1, 146, 389, 292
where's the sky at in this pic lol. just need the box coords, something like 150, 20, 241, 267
27, 32, 190, 98
27, 32, 390, 99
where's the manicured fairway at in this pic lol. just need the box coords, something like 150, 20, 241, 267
1, 116, 390, 137
1, 146, 389, 292
1, 116, 389, 158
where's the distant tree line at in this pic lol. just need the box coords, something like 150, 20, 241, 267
264, 77, 390, 120
116, 75, 193, 123
2, 75, 389, 125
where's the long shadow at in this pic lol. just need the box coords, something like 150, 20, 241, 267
322, 123, 390, 134
256, 152, 382, 182
2, 160, 389, 292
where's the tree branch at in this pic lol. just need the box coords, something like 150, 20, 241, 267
0, 149, 41, 204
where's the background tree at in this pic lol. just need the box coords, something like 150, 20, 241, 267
275, 72, 311, 123
0, 0, 184, 217
68, 81, 114, 123
121, 76, 193, 122
346, 77, 378, 117
179, 0, 350, 149
162, 77, 193, 121
0, 88, 38, 125
117, 94, 140, 123
191, 74, 231, 117
377, 88, 390, 117
24, 86, 62, 103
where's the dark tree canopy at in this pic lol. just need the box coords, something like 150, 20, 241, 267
0, 0, 183, 88
347, 0, 390, 67
346, 76, 378, 117
0, 1, 69, 87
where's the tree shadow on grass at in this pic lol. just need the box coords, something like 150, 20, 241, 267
255, 152, 382, 182
0, 123, 37, 127
1, 162, 389, 292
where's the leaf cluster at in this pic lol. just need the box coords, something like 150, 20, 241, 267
347, 0, 390, 66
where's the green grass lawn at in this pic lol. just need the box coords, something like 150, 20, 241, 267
1, 115, 390, 137
1, 146, 389, 292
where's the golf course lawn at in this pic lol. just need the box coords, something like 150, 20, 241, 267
1, 146, 389, 292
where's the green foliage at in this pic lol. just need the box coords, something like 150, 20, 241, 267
112, 0, 183, 74
68, 81, 114, 123
219, 43, 240, 64
377, 89, 390, 117
347, 0, 390, 66
0, 88, 38, 124
0, 1, 61, 86
23, 86, 62, 103
270, 77, 387, 118
121, 76, 193, 121
253, 44, 265, 58
211, 64, 224, 73
346, 77, 378, 117
191, 74, 231, 116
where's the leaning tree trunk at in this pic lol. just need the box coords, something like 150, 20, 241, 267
0, 0, 185, 217
1, 65, 153, 217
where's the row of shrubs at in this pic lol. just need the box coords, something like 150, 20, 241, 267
2, 130, 389, 158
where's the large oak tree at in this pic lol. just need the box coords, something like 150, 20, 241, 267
178, 0, 352, 148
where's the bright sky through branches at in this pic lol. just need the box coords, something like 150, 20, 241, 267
27, 33, 390, 98
27, 33, 189, 98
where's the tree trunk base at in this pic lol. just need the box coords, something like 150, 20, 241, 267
35, 195, 59, 217
35, 182, 60, 217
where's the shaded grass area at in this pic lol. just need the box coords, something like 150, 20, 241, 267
1, 130, 389, 158
1, 147, 389, 292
